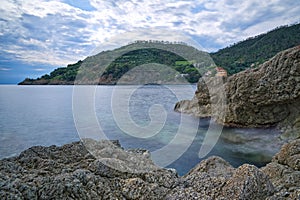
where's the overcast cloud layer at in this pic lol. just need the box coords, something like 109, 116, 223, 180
0, 0, 299, 83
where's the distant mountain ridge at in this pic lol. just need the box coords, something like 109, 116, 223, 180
18, 23, 300, 85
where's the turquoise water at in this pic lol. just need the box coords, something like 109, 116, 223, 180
0, 85, 282, 175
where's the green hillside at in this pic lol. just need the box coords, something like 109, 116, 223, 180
211, 23, 300, 75
19, 41, 213, 85
18, 23, 300, 85
101, 48, 201, 83
19, 61, 82, 85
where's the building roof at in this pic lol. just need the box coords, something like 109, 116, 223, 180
216, 67, 226, 72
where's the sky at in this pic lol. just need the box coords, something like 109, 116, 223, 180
0, 0, 299, 84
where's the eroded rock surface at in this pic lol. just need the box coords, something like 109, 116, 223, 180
175, 46, 300, 137
0, 139, 178, 199
1, 139, 299, 199
262, 139, 300, 199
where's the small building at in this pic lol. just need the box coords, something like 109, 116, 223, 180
215, 67, 227, 77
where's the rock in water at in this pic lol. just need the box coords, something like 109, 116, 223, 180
0, 139, 299, 199
175, 46, 300, 138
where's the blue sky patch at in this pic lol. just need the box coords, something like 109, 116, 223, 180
63, 0, 96, 11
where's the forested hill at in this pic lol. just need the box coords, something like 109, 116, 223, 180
211, 23, 300, 75
18, 23, 300, 85
18, 42, 213, 85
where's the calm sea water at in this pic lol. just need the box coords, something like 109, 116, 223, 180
0, 85, 282, 175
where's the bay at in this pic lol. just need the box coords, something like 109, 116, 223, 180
0, 85, 282, 175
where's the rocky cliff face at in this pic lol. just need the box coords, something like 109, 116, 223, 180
0, 139, 299, 199
175, 46, 300, 139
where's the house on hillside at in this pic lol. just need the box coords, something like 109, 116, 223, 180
215, 67, 227, 77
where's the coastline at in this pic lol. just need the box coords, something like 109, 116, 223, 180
1, 138, 299, 199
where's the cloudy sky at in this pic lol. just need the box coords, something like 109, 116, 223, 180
0, 0, 299, 84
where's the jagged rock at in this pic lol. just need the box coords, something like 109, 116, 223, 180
0, 139, 177, 199
167, 156, 274, 200
174, 77, 226, 119
173, 156, 234, 199
0, 139, 299, 199
185, 156, 234, 177
221, 164, 274, 199
175, 46, 300, 136
262, 139, 300, 199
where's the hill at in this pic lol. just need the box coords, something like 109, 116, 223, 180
19, 41, 213, 85
18, 23, 300, 85
211, 23, 300, 75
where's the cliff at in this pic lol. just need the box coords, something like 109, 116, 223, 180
175, 46, 300, 139
0, 138, 299, 199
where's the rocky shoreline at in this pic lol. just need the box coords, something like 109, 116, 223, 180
0, 138, 299, 199
175, 46, 300, 141
2, 46, 299, 199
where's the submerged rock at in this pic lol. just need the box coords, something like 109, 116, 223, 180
0, 139, 299, 199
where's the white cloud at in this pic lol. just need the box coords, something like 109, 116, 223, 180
33, 68, 47, 71
0, 0, 299, 67
20, 0, 85, 18
91, 27, 202, 55
0, 67, 11, 71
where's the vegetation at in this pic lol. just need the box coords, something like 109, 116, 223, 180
48, 60, 82, 81
101, 48, 200, 83
211, 23, 300, 75
19, 61, 82, 85
19, 42, 207, 85
18, 23, 300, 84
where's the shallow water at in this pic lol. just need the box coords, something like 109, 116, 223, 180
0, 85, 282, 175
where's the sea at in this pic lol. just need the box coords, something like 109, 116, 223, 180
0, 85, 282, 175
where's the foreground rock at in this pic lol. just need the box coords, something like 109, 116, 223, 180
262, 139, 300, 199
1, 139, 299, 199
0, 139, 178, 199
175, 46, 300, 139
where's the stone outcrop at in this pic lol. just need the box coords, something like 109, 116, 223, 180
1, 138, 299, 199
166, 156, 274, 200
262, 139, 300, 199
175, 46, 300, 138
0, 139, 178, 199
